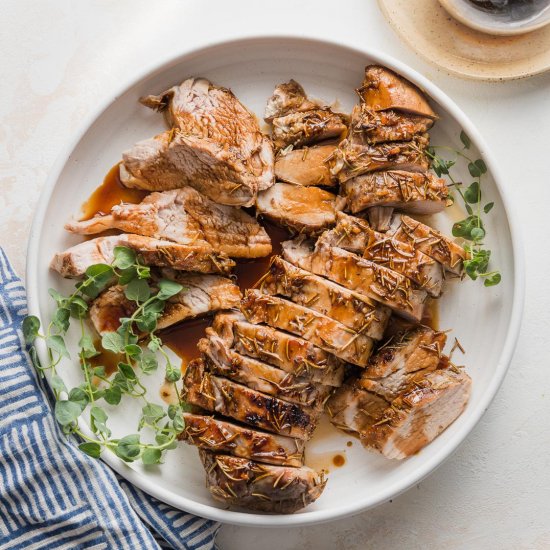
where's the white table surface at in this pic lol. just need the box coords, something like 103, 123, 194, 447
2, 1, 549, 548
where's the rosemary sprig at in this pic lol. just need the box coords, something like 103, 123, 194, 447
23, 246, 190, 465
426, 131, 501, 287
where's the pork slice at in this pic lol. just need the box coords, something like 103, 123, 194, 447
137, 77, 274, 194
256, 182, 344, 235
51, 234, 235, 278
282, 239, 427, 322
275, 144, 338, 187
360, 367, 471, 459
183, 359, 318, 440
272, 109, 348, 150
240, 290, 374, 367
341, 170, 447, 215
121, 130, 270, 207
349, 104, 434, 144
335, 134, 431, 183
264, 80, 319, 122
258, 256, 391, 336
198, 330, 332, 409
361, 326, 447, 379
326, 384, 390, 435
89, 273, 241, 334
211, 312, 345, 387
359, 65, 438, 119
199, 450, 326, 513
180, 413, 305, 467
389, 215, 466, 275
318, 213, 444, 297
66, 188, 271, 259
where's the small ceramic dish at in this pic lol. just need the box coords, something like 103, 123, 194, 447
439, 0, 550, 35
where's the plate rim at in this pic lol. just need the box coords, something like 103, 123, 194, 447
26, 34, 525, 527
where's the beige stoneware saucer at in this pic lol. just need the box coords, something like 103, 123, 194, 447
379, 0, 550, 80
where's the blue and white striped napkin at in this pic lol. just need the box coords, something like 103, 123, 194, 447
0, 249, 219, 550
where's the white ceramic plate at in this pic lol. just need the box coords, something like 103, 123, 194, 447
26, 36, 524, 527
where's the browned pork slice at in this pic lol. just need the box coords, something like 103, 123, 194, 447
389, 215, 466, 275
51, 234, 235, 278
257, 256, 391, 335
275, 144, 338, 186
256, 182, 344, 235
183, 359, 318, 439
341, 170, 448, 215
272, 109, 348, 151
359, 65, 438, 119
122, 78, 273, 206
282, 240, 427, 322
211, 312, 345, 386
66, 188, 271, 259
198, 330, 332, 409
179, 413, 305, 467
349, 103, 434, 145
199, 450, 326, 513
356, 327, 447, 400
318, 213, 444, 297
264, 80, 319, 122
361, 367, 471, 459
89, 272, 241, 334
335, 134, 431, 183
326, 384, 390, 435
240, 290, 374, 367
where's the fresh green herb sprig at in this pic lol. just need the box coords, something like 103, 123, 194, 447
23, 246, 189, 465
426, 131, 501, 287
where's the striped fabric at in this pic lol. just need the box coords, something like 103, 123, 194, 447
0, 249, 219, 549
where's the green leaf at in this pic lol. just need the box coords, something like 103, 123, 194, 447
136, 265, 151, 280
48, 288, 66, 307
115, 434, 141, 462
141, 448, 162, 465
155, 433, 178, 450
468, 162, 481, 178
68, 387, 89, 412
79, 442, 101, 458
117, 266, 138, 286
470, 227, 485, 242
141, 403, 166, 425
460, 130, 471, 149
143, 299, 165, 315
165, 362, 181, 383
464, 181, 481, 204
50, 374, 67, 394
103, 386, 122, 405
46, 334, 70, 358
55, 400, 81, 426
125, 279, 151, 303
93, 365, 105, 377
90, 406, 111, 437
112, 246, 136, 270
484, 202, 494, 213
484, 272, 501, 287
101, 332, 124, 354
156, 279, 183, 301
139, 350, 158, 374
172, 413, 185, 433
147, 335, 162, 352
475, 158, 487, 174
81, 264, 115, 299
22, 315, 40, 344
452, 216, 483, 241
124, 344, 142, 359
136, 311, 158, 333
52, 307, 70, 332
79, 333, 98, 358
69, 296, 88, 319
465, 203, 473, 215
117, 362, 136, 381
167, 404, 179, 420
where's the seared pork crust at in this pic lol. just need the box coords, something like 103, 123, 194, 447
179, 413, 305, 467
183, 359, 319, 440
199, 450, 326, 513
